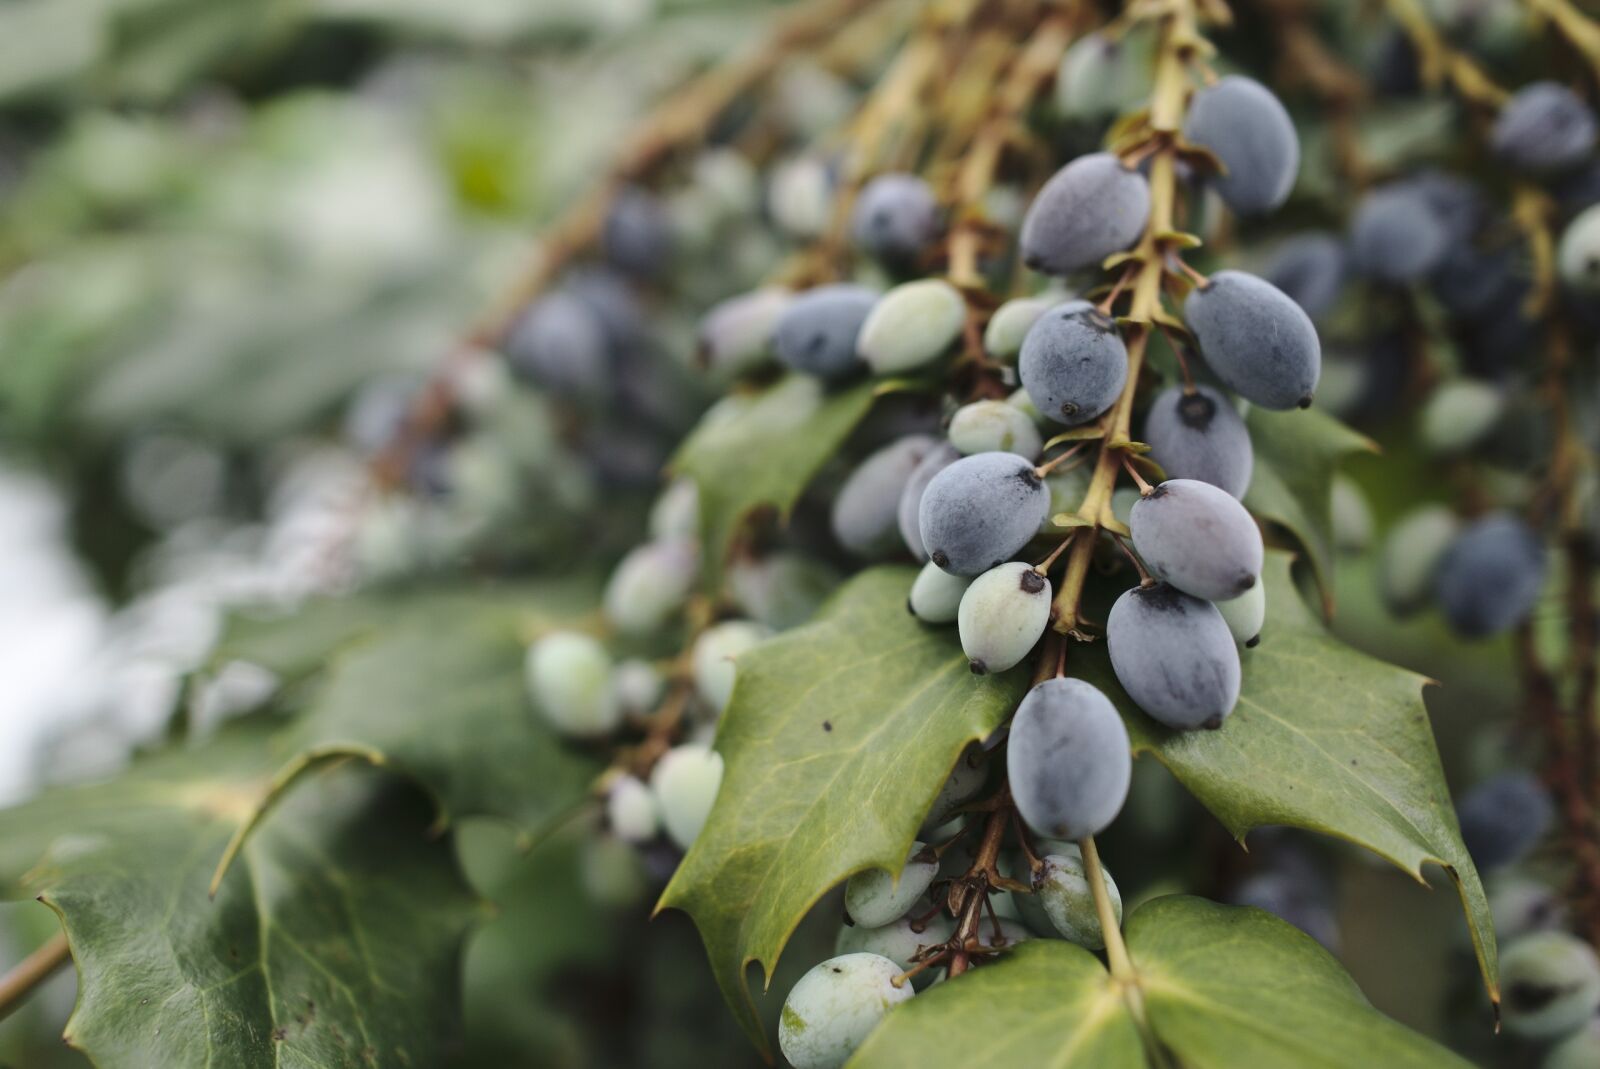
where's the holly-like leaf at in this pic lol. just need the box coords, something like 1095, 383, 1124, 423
849, 896, 1473, 1069
671, 374, 877, 572
213, 610, 604, 893
655, 567, 1031, 1056
1072, 553, 1497, 1001
282, 615, 604, 836
1244, 406, 1374, 611
207, 583, 605, 893
213, 578, 599, 684
848, 940, 1142, 1068
0, 725, 479, 1068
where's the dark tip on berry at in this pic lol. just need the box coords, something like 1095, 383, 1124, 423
931, 550, 950, 568
1236, 574, 1256, 594
823, 720, 833, 732
1246, 634, 1261, 649
1297, 394, 1314, 409
1202, 714, 1224, 730
1176, 393, 1217, 429
1147, 483, 1169, 500
969, 659, 988, 675
1060, 401, 1079, 418
1019, 570, 1047, 594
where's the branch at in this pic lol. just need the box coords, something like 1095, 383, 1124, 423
1384, 0, 1510, 107
1525, 0, 1600, 89
946, 8, 1082, 289
0, 930, 70, 1024
945, 800, 1010, 979
1051, 0, 1206, 634
371, 0, 892, 489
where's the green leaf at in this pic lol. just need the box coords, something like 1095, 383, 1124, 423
209, 582, 605, 888
1133, 896, 1472, 1068
214, 617, 602, 896
1243, 406, 1374, 611
1073, 553, 1497, 1002
849, 897, 1473, 1069
655, 567, 1031, 1056
671, 375, 877, 573
0, 725, 479, 1068
848, 940, 1143, 1068
213, 578, 599, 684
280, 615, 603, 837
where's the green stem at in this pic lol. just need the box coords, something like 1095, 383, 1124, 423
1081, 835, 1173, 1069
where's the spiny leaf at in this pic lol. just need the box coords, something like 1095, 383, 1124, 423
850, 897, 1473, 1068
0, 725, 478, 1068
655, 567, 1030, 1056
1133, 897, 1473, 1068
1072, 553, 1497, 1003
671, 374, 877, 574
212, 578, 599, 684
848, 940, 1141, 1068
1244, 405, 1374, 612
210, 584, 605, 888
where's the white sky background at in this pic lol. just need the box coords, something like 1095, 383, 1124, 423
0, 465, 111, 806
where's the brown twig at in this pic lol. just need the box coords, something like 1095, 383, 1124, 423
0, 930, 70, 1023
1525, 0, 1600, 89
1517, 626, 1600, 946
945, 801, 1011, 979
371, 0, 891, 489
945, 6, 1082, 288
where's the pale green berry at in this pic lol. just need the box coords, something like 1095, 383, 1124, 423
650, 743, 724, 850
1547, 1017, 1600, 1069
845, 843, 938, 927
1379, 506, 1460, 615
728, 552, 838, 630
856, 279, 967, 374
1501, 931, 1600, 1039
1489, 874, 1567, 942
1331, 475, 1373, 553
948, 400, 1044, 459
606, 773, 660, 843
921, 747, 989, 832
1420, 380, 1504, 454
908, 561, 972, 624
611, 658, 665, 717
779, 953, 914, 1069
648, 478, 700, 541
1217, 576, 1266, 648
983, 296, 1056, 362
769, 155, 834, 238
526, 632, 621, 738
604, 538, 699, 634
973, 917, 1034, 950
958, 562, 1053, 675
692, 619, 772, 715
1007, 388, 1049, 429
1034, 847, 1121, 949
697, 287, 791, 379
1558, 203, 1600, 296
836, 913, 954, 985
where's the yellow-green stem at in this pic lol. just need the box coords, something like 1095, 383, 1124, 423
1051, 0, 1193, 632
